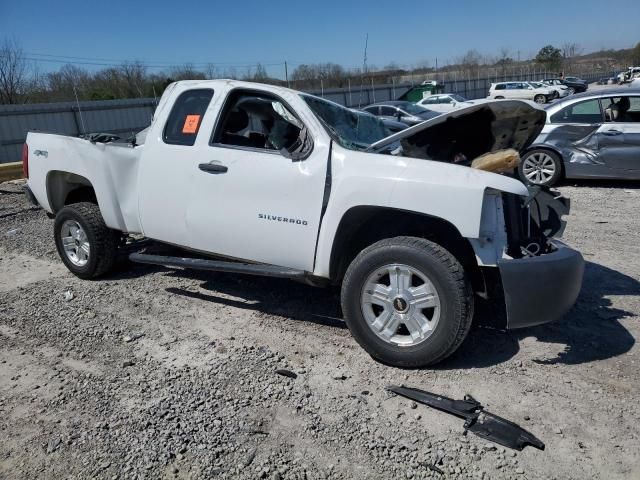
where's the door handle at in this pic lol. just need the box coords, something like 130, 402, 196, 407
198, 162, 228, 174
601, 129, 622, 136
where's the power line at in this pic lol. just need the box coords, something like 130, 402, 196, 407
24, 51, 287, 68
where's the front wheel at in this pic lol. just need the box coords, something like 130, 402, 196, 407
567, 87, 575, 95
54, 202, 120, 279
534, 94, 546, 104
341, 237, 473, 368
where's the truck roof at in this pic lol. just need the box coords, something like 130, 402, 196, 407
168, 79, 299, 96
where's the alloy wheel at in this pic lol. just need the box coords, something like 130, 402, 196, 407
60, 220, 90, 267
360, 264, 441, 347
522, 152, 556, 185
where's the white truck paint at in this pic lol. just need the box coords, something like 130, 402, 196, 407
23, 79, 584, 367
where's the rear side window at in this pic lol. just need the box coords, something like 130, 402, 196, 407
550, 99, 603, 124
380, 106, 397, 116
494, 84, 505, 90
163, 89, 214, 146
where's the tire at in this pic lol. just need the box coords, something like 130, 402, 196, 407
341, 237, 473, 368
567, 87, 575, 95
534, 94, 546, 104
518, 149, 563, 186
495, 96, 505, 99
54, 202, 119, 279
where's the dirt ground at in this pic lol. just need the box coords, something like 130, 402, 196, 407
0, 179, 638, 480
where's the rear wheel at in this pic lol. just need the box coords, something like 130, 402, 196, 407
341, 237, 473, 368
54, 202, 119, 279
519, 149, 563, 186
495, 96, 505, 99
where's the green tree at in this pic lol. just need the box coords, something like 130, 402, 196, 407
535, 45, 563, 71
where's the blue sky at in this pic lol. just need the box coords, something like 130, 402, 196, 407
1, 0, 638, 78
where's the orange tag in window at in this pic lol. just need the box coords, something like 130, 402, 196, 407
182, 114, 201, 134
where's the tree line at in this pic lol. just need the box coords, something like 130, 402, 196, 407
1, 37, 639, 105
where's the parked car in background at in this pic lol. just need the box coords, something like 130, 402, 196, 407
518, 88, 640, 186
362, 101, 440, 126
537, 80, 570, 98
619, 67, 640, 84
487, 81, 554, 104
543, 77, 588, 94
352, 108, 407, 134
415, 94, 474, 113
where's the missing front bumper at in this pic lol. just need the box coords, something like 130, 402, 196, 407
498, 241, 584, 329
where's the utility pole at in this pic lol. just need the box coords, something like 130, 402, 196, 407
284, 61, 289, 87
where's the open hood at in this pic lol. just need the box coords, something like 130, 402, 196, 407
367, 100, 546, 164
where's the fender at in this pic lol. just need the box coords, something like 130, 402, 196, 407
312, 143, 528, 278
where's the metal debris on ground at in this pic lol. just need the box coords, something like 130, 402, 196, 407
387, 385, 545, 451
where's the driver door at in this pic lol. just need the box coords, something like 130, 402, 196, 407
138, 86, 329, 272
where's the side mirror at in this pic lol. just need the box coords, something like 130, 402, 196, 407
279, 126, 313, 162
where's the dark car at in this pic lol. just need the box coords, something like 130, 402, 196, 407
543, 77, 588, 94
350, 108, 408, 135
362, 101, 440, 126
518, 88, 640, 186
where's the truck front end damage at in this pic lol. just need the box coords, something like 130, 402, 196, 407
497, 189, 584, 329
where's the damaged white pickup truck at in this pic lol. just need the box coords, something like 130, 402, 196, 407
23, 80, 584, 367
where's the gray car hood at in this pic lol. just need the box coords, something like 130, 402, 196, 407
367, 99, 546, 163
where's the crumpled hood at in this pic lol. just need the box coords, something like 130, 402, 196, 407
367, 99, 546, 163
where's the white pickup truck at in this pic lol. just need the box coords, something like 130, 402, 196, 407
22, 80, 584, 367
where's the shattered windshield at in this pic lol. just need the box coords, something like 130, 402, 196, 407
302, 94, 389, 150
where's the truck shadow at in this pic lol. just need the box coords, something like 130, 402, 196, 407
157, 259, 636, 369
438, 260, 637, 369
165, 271, 346, 330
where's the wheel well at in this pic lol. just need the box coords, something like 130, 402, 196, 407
329, 206, 483, 291
47, 171, 97, 213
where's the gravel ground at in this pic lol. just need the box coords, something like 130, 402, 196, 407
1, 179, 639, 480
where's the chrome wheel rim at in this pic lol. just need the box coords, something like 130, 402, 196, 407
522, 152, 556, 184
60, 220, 90, 267
361, 264, 441, 347
567, 87, 575, 95
534, 95, 545, 104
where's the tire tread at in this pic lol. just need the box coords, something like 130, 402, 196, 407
341, 236, 473, 368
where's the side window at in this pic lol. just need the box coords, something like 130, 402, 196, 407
603, 96, 640, 123
439, 97, 452, 104
423, 98, 437, 104
163, 89, 213, 146
494, 84, 505, 90
380, 106, 397, 116
506, 83, 518, 90
550, 99, 603, 124
363, 106, 379, 115
212, 89, 310, 156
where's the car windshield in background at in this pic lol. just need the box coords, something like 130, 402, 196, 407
451, 94, 467, 102
401, 103, 427, 115
302, 95, 389, 150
